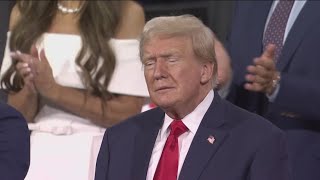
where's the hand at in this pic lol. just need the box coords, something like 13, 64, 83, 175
10, 50, 37, 93
244, 44, 279, 95
214, 36, 232, 90
31, 48, 60, 99
11, 47, 59, 99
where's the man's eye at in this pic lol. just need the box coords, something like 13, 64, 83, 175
144, 60, 155, 67
167, 56, 179, 62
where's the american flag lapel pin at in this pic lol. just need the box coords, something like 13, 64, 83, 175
207, 135, 215, 144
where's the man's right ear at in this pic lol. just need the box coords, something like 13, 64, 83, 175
200, 62, 214, 85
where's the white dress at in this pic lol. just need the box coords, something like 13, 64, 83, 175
0, 32, 149, 180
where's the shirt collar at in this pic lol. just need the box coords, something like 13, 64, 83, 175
159, 90, 214, 140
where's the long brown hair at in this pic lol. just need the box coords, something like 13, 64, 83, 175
1, 1, 122, 100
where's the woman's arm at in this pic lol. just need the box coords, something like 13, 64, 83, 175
6, 4, 39, 122
46, 84, 144, 127
8, 86, 38, 123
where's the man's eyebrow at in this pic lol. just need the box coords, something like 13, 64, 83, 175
143, 49, 181, 59
142, 53, 155, 59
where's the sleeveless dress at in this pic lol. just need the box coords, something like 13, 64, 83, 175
0, 32, 149, 180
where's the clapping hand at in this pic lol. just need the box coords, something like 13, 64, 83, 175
11, 47, 58, 99
11, 48, 37, 93
244, 44, 280, 95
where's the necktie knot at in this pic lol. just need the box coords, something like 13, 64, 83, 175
170, 120, 188, 138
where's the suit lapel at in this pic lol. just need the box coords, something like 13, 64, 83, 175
131, 108, 164, 180
278, 1, 320, 71
179, 94, 229, 180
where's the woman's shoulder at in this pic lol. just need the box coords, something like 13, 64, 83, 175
122, 1, 144, 15
9, 3, 21, 31
115, 1, 145, 39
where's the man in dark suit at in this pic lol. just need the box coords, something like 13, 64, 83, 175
226, 1, 320, 180
95, 15, 290, 180
0, 101, 30, 180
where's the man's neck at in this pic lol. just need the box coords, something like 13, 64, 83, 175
164, 88, 212, 119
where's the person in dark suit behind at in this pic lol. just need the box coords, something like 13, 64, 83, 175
0, 100, 30, 180
95, 14, 290, 180
226, 1, 320, 180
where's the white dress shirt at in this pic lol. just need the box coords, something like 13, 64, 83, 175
146, 90, 214, 180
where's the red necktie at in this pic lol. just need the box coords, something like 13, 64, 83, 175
153, 120, 188, 180
263, 0, 295, 62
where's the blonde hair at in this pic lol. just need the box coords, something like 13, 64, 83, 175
139, 14, 217, 85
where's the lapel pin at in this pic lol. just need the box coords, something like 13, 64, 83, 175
207, 135, 215, 144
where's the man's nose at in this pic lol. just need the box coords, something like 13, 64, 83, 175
153, 60, 167, 80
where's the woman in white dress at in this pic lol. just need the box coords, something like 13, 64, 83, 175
0, 1, 148, 179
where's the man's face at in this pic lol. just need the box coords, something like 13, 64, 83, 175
142, 36, 207, 114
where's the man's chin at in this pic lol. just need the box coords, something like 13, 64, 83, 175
155, 101, 176, 111
151, 92, 178, 107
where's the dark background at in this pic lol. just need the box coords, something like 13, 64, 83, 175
140, 0, 235, 44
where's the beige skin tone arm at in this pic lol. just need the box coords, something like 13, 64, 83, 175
7, 5, 39, 122
8, 1, 146, 127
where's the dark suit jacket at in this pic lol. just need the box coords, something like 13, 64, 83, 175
0, 101, 30, 180
95, 93, 290, 180
226, 1, 320, 180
